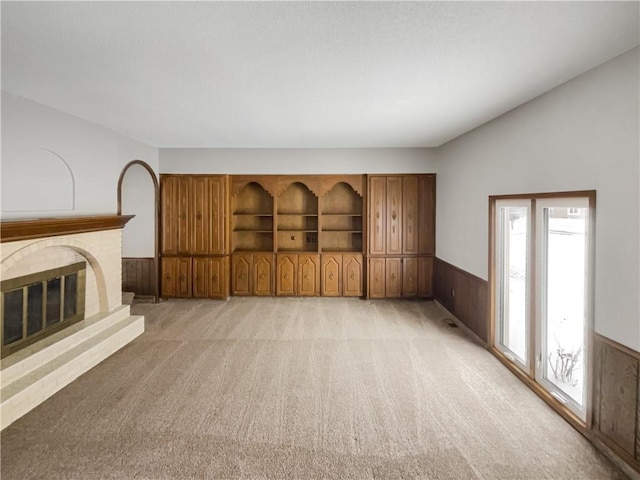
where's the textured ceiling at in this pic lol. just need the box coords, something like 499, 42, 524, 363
2, 1, 639, 148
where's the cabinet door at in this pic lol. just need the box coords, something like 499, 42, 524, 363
386, 177, 403, 255
208, 176, 227, 255
418, 175, 436, 255
208, 257, 228, 299
343, 254, 363, 297
277, 254, 297, 296
402, 257, 418, 298
161, 257, 178, 297
253, 254, 274, 296
368, 257, 386, 299
232, 254, 251, 296
176, 176, 192, 255
298, 254, 320, 296
368, 176, 386, 255
161, 177, 179, 255
385, 257, 402, 298
418, 257, 434, 298
191, 177, 210, 255
402, 176, 419, 255
176, 257, 192, 297
321, 254, 342, 296
192, 257, 208, 298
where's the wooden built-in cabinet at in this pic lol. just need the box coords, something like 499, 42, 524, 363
367, 175, 435, 299
160, 175, 229, 299
160, 173, 434, 300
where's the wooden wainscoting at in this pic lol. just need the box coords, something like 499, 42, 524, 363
122, 257, 157, 299
592, 333, 640, 472
433, 257, 488, 343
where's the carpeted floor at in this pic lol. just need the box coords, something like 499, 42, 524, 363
1, 298, 628, 479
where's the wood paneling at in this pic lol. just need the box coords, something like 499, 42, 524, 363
1, 215, 135, 243
418, 257, 433, 298
277, 254, 297, 296
343, 254, 363, 297
434, 257, 488, 342
418, 175, 436, 255
208, 176, 227, 255
122, 258, 156, 297
207, 257, 228, 298
592, 334, 640, 473
161, 257, 192, 298
176, 176, 191, 255
385, 177, 403, 255
402, 176, 419, 255
402, 257, 418, 298
321, 254, 342, 296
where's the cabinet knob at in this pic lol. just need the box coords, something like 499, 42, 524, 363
239, 272, 245, 280
391, 211, 397, 220
196, 213, 202, 220
165, 275, 170, 280
180, 213, 187, 220
391, 273, 396, 279
284, 273, 289, 280
212, 274, 217, 281
304, 273, 310, 280
259, 273, 265, 280
350, 273, 356, 280
180, 274, 186, 281
328, 272, 334, 280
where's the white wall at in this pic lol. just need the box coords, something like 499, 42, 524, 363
436, 48, 640, 351
1, 92, 159, 257
160, 148, 437, 174
120, 164, 156, 257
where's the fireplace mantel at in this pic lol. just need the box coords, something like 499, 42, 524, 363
0, 215, 134, 243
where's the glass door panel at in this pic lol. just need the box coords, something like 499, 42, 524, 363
536, 199, 589, 419
495, 200, 530, 370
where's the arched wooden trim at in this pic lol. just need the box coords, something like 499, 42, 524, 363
117, 160, 160, 303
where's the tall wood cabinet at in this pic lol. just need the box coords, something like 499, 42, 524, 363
160, 175, 229, 298
367, 174, 435, 299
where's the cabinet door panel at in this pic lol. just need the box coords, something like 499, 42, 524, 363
232, 254, 251, 296
402, 257, 418, 298
161, 257, 177, 297
343, 254, 363, 297
368, 176, 386, 255
418, 175, 436, 255
298, 254, 320, 296
208, 176, 226, 255
277, 254, 297, 296
321, 255, 342, 296
402, 176, 419, 255
191, 177, 210, 255
176, 257, 192, 297
254, 254, 274, 296
385, 258, 402, 298
161, 177, 179, 255
208, 257, 228, 298
192, 257, 208, 298
418, 257, 434, 298
176, 177, 191, 255
368, 258, 386, 299
386, 177, 403, 255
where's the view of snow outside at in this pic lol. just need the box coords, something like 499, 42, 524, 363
506, 208, 586, 406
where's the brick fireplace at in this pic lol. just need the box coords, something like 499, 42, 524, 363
0, 216, 145, 429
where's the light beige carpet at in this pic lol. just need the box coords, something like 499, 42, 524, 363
1, 298, 627, 479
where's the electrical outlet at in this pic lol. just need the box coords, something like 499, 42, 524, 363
450, 288, 455, 297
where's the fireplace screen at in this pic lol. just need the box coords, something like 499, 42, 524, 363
1, 261, 86, 358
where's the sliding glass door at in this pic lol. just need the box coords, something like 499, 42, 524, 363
492, 193, 593, 422
535, 198, 590, 418
494, 200, 531, 371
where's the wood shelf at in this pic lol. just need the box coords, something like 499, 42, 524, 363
322, 229, 362, 233
233, 212, 273, 217
233, 229, 273, 233
277, 213, 318, 216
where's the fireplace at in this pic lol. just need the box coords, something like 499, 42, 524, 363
0, 215, 144, 430
1, 261, 86, 358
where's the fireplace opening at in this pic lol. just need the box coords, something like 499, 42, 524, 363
1, 261, 86, 358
